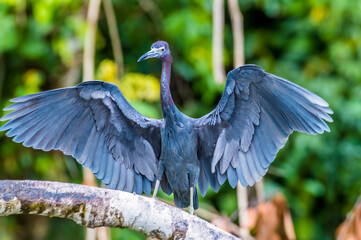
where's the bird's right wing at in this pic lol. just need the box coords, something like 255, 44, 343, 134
1, 81, 163, 195
195, 65, 333, 196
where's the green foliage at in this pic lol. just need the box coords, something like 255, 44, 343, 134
0, 0, 360, 239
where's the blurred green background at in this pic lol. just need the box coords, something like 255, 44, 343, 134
0, 0, 360, 239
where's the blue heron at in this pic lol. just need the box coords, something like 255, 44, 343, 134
0, 41, 332, 214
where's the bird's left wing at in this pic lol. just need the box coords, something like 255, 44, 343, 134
0, 81, 162, 195
195, 65, 333, 196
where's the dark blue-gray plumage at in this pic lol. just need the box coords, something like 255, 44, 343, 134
0, 41, 332, 214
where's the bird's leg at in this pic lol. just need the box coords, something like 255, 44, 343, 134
153, 161, 165, 198
188, 170, 198, 215
152, 180, 160, 198
189, 187, 194, 215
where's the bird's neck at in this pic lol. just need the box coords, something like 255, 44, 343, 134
160, 56, 175, 116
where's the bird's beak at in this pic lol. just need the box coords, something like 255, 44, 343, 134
137, 49, 160, 62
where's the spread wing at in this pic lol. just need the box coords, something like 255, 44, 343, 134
0, 81, 162, 195
195, 65, 333, 196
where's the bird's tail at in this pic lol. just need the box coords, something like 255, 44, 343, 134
174, 188, 199, 210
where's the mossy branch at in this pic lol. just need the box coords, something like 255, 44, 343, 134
0, 180, 238, 240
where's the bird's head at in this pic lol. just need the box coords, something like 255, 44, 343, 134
138, 41, 170, 62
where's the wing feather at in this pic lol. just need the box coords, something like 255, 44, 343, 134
227, 167, 238, 188
116, 164, 127, 191
143, 177, 152, 195
196, 65, 332, 191
1, 81, 162, 195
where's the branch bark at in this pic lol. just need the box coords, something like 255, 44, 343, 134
0, 180, 238, 240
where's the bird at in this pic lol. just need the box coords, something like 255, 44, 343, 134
0, 40, 333, 214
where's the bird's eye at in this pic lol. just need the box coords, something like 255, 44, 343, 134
160, 47, 165, 52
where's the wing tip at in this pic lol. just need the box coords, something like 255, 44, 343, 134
0, 116, 9, 122
326, 107, 334, 115
3, 104, 16, 111
10, 95, 34, 103
238, 64, 264, 72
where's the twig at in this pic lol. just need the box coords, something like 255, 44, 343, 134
83, 0, 102, 82
103, 0, 124, 78
236, 183, 250, 238
83, 1, 102, 238
255, 180, 265, 203
227, 0, 252, 238
82, 0, 101, 190
0, 180, 239, 240
212, 0, 226, 84
58, 38, 82, 88
138, 0, 163, 32
227, 0, 244, 67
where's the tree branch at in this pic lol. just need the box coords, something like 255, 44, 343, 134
0, 180, 238, 240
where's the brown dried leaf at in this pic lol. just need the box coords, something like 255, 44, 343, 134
336, 199, 361, 240
249, 193, 296, 240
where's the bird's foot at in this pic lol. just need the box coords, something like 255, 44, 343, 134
189, 206, 194, 215
189, 186, 194, 215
